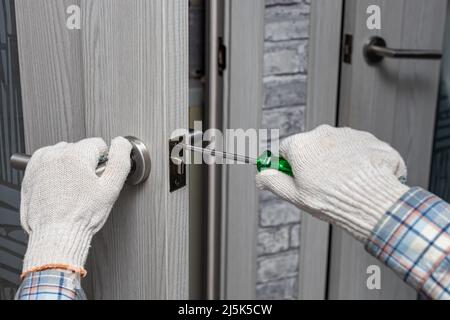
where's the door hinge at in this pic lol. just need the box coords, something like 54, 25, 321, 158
343, 34, 353, 64
218, 37, 227, 75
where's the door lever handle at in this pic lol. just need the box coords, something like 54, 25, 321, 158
364, 36, 442, 65
10, 136, 151, 186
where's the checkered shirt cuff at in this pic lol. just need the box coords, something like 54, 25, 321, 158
366, 187, 450, 300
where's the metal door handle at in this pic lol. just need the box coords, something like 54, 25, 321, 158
364, 36, 442, 64
10, 136, 151, 186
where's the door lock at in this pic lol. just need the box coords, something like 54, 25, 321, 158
169, 136, 186, 192
10, 136, 151, 186
168, 130, 203, 193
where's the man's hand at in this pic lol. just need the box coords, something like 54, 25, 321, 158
20, 137, 132, 276
256, 125, 409, 242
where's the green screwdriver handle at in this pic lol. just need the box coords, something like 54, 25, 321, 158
257, 150, 408, 184
256, 150, 294, 177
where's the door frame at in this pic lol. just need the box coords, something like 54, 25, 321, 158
218, 0, 344, 300
297, 0, 344, 300
207, 0, 265, 300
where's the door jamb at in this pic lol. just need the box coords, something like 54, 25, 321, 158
218, 0, 265, 300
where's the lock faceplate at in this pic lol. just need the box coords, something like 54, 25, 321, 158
169, 137, 186, 192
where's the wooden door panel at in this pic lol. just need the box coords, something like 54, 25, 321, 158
15, 0, 85, 150
15, 0, 189, 299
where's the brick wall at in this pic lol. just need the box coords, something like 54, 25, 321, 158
257, 0, 310, 300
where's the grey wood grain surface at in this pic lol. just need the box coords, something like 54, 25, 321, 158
330, 0, 447, 299
16, 0, 188, 299
15, 0, 85, 149
221, 0, 264, 299
298, 0, 343, 300
81, 0, 188, 299
15, 0, 90, 295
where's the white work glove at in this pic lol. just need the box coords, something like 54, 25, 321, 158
256, 125, 409, 242
20, 137, 132, 277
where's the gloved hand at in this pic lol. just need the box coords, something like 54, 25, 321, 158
20, 137, 132, 277
256, 125, 409, 242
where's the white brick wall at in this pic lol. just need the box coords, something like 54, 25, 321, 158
257, 0, 310, 300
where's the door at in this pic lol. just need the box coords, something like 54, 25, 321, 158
329, 0, 448, 299
11, 0, 189, 299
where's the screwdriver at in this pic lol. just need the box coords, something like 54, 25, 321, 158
180, 144, 294, 177
180, 145, 410, 184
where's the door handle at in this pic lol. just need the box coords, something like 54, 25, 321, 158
364, 36, 442, 65
10, 136, 151, 186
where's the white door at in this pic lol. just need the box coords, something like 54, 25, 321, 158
6, 0, 189, 299
329, 0, 448, 299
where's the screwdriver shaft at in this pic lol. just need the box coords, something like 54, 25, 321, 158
181, 143, 258, 165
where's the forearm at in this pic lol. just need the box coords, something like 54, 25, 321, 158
365, 187, 450, 300
256, 126, 450, 299
15, 270, 86, 300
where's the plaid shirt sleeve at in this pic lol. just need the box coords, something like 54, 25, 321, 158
15, 270, 86, 300
366, 187, 450, 300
